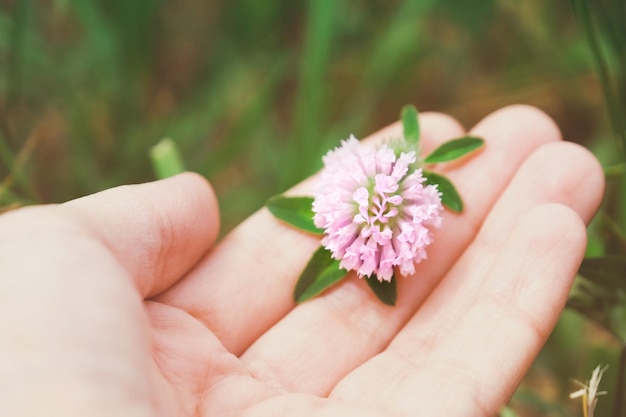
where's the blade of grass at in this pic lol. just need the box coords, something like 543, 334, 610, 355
571, 0, 625, 157
338, 0, 437, 136
6, 0, 31, 107
0, 132, 16, 175
68, 0, 119, 194
71, 0, 117, 72
291, 0, 335, 179
150, 138, 185, 179
1, 129, 40, 202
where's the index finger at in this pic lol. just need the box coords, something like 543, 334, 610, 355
155, 107, 558, 357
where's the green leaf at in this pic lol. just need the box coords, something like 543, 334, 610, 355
401, 104, 420, 146
423, 171, 463, 213
295, 246, 348, 302
266, 195, 323, 234
366, 274, 397, 306
568, 255, 626, 342
424, 136, 484, 163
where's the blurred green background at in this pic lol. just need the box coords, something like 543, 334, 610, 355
0, 1, 622, 415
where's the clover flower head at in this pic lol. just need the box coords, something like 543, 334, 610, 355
312, 135, 443, 282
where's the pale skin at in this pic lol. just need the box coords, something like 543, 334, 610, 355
0, 105, 605, 416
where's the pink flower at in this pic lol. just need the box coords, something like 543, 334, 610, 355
312, 135, 443, 282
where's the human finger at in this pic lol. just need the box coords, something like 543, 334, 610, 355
330, 204, 587, 416
384, 141, 603, 363
0, 173, 219, 415
155, 112, 466, 353
238, 106, 568, 394
63, 172, 219, 297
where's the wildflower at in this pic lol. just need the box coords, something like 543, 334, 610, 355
570, 365, 608, 417
266, 105, 483, 305
312, 135, 443, 282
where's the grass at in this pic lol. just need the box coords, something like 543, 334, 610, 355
1, 1, 624, 415
0, 1, 605, 226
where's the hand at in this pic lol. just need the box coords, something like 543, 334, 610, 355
0, 105, 604, 416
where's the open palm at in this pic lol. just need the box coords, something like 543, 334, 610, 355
0, 106, 604, 416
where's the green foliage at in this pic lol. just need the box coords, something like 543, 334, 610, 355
0, 0, 624, 413
423, 171, 463, 212
568, 256, 626, 342
499, 406, 520, 417
571, 0, 626, 157
265, 195, 323, 234
150, 138, 185, 179
568, 2, 626, 416
424, 136, 484, 163
401, 104, 420, 145
366, 275, 397, 306
0, 1, 603, 229
294, 246, 347, 302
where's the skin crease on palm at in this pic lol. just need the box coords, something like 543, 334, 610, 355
0, 105, 605, 416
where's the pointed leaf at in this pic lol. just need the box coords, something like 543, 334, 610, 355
568, 278, 626, 343
401, 104, 420, 146
424, 136, 484, 163
423, 171, 463, 212
295, 246, 348, 302
366, 274, 397, 306
266, 195, 323, 234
